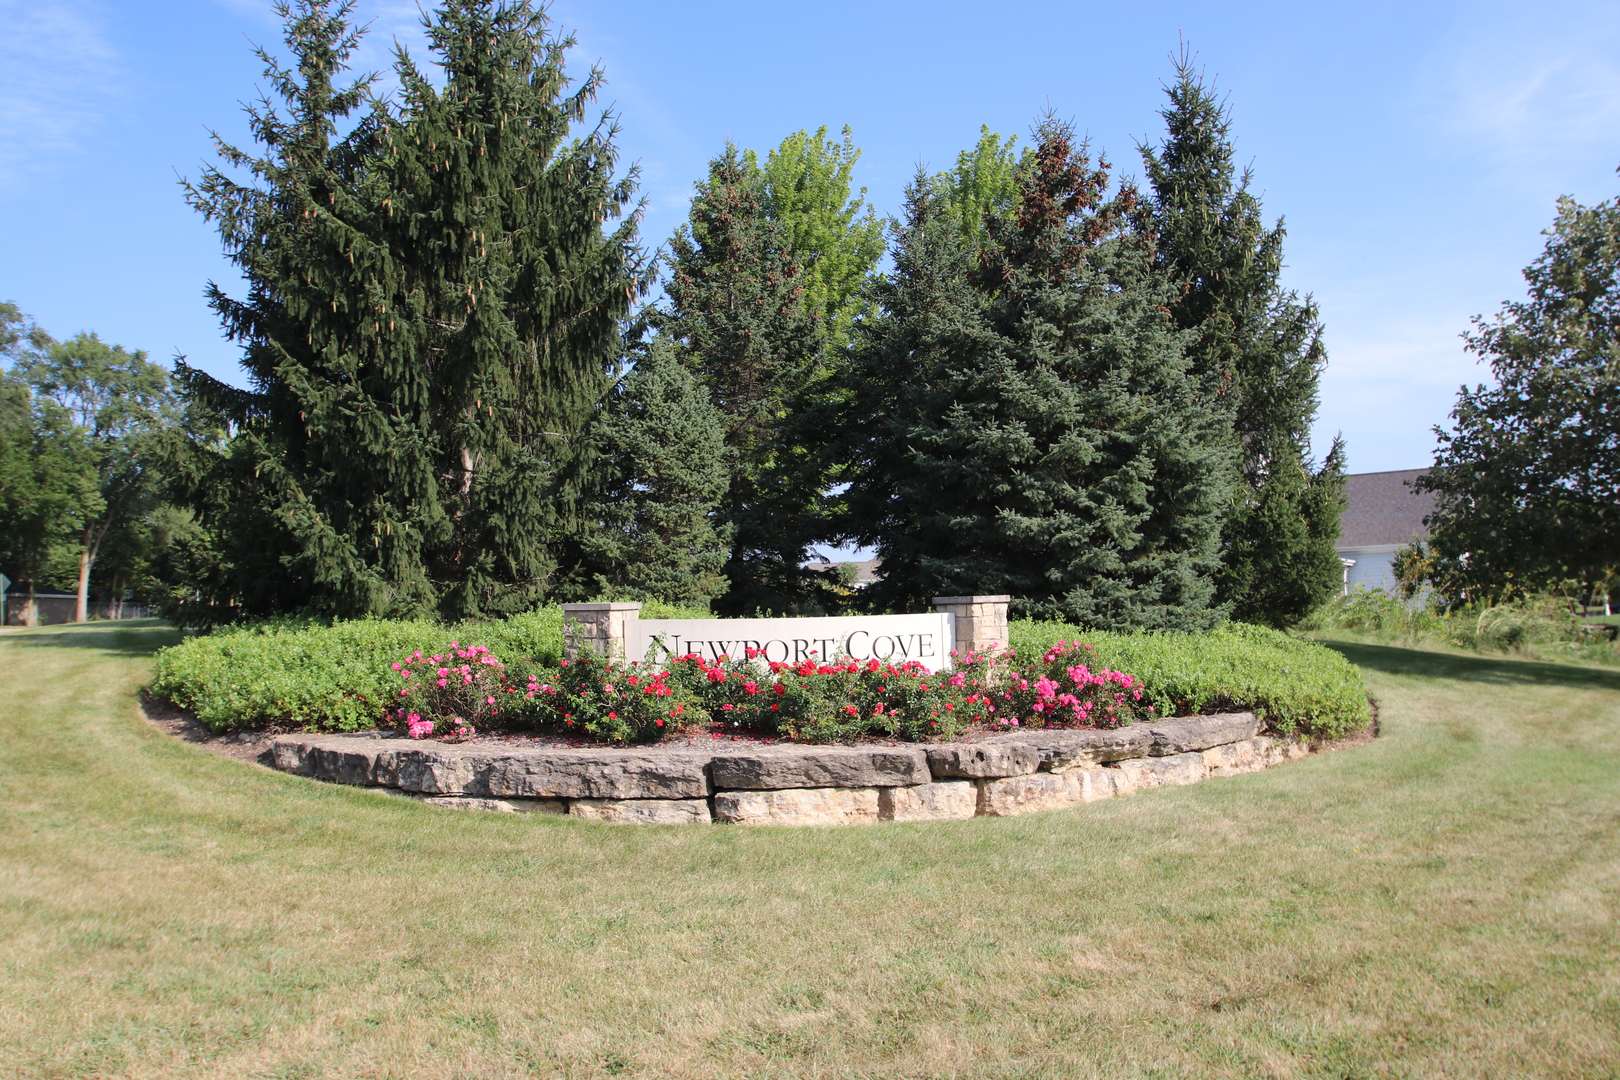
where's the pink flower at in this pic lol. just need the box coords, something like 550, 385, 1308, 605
485, 696, 496, 705
437, 678, 447, 687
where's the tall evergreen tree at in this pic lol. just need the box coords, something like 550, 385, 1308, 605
840, 173, 987, 610
560, 335, 732, 605
663, 145, 826, 614
1138, 55, 1344, 627
178, 0, 643, 624
854, 120, 1235, 629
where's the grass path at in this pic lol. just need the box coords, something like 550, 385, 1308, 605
1, 621, 1616, 1079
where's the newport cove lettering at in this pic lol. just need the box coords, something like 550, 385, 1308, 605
626, 613, 957, 674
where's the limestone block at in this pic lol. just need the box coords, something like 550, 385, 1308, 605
1263, 736, 1310, 766
710, 747, 928, 790
269, 734, 399, 787
569, 798, 712, 824
985, 727, 1152, 769
393, 744, 480, 794
879, 781, 978, 822
713, 786, 881, 825
924, 743, 1041, 779
976, 768, 1117, 817
473, 749, 713, 800
1113, 751, 1206, 794
1202, 737, 1269, 777
1145, 712, 1262, 756
415, 795, 566, 814
268, 737, 714, 799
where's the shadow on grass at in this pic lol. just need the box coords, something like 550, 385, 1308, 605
1320, 638, 1620, 693
5, 619, 180, 658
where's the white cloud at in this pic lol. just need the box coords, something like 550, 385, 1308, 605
1416, 5, 1620, 179
0, 0, 125, 186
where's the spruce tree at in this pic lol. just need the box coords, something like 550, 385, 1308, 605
179, 0, 642, 623
839, 174, 988, 611
1138, 56, 1345, 627
560, 335, 731, 605
662, 145, 826, 614
858, 120, 1234, 629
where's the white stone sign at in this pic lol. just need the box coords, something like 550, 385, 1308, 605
625, 612, 956, 672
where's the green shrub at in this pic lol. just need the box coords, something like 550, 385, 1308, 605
1007, 620, 1370, 738
147, 602, 714, 734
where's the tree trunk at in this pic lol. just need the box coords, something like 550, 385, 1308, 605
76, 524, 93, 623
24, 582, 37, 628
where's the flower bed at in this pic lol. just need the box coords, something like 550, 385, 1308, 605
149, 610, 1369, 744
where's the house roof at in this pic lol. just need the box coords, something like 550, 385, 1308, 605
1339, 469, 1436, 548
804, 557, 882, 584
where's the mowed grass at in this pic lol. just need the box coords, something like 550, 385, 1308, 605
2, 623, 1617, 1079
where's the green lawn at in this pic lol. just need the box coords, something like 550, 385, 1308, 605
2, 621, 1617, 1079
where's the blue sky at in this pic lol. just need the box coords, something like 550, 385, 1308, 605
3, 0, 1619, 477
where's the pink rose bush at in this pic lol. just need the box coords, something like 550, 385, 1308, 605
390, 642, 531, 740
991, 640, 1154, 729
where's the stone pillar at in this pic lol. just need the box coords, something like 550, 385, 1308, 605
931, 595, 1010, 657
560, 602, 642, 661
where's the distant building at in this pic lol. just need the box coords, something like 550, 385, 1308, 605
803, 557, 882, 589
1337, 469, 1437, 594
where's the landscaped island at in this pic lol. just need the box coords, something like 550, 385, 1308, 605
148, 605, 1369, 823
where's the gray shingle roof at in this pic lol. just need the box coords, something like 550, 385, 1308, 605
1339, 469, 1436, 548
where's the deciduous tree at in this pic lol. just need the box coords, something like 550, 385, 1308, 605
1414, 190, 1620, 607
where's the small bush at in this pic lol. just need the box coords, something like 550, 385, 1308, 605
1008, 620, 1369, 739
991, 640, 1153, 729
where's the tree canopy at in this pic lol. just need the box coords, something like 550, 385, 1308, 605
1412, 190, 1620, 606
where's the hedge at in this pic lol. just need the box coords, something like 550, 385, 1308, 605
1009, 619, 1369, 738
147, 603, 704, 733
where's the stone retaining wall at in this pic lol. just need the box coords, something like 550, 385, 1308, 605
267, 712, 1313, 825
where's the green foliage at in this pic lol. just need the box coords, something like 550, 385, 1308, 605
1009, 619, 1370, 738
851, 119, 1235, 630
1138, 54, 1343, 627
175, 0, 643, 626
930, 125, 1028, 246
561, 336, 731, 605
150, 610, 563, 732
757, 126, 885, 349
663, 144, 827, 614
1304, 587, 1620, 664
1416, 191, 1620, 607
149, 602, 712, 732
14, 331, 177, 618
0, 368, 101, 615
